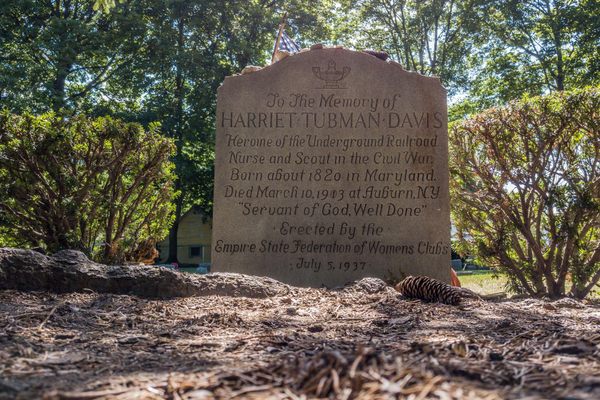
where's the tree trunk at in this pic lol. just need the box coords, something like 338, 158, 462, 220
166, 16, 186, 265
51, 59, 70, 111
166, 190, 183, 264
551, 8, 565, 91
546, 278, 563, 299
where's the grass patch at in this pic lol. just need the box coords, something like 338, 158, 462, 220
458, 271, 600, 299
458, 271, 508, 295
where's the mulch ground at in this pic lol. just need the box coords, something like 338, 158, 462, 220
0, 283, 599, 399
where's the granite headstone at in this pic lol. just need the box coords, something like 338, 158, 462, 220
212, 48, 451, 287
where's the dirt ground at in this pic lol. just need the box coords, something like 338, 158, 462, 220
0, 281, 599, 400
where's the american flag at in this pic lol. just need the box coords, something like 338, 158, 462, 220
279, 30, 300, 53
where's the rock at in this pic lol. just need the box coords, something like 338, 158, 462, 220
285, 307, 297, 315
552, 298, 585, 309
53, 249, 91, 265
241, 65, 262, 75
362, 50, 389, 61
273, 50, 291, 62
31, 247, 46, 255
344, 277, 388, 294
0, 248, 290, 299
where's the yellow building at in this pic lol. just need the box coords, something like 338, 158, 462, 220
157, 208, 212, 266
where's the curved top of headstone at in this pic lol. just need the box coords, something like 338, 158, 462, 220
220, 47, 445, 93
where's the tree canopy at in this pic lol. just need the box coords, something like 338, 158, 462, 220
467, 0, 600, 107
1, 0, 599, 268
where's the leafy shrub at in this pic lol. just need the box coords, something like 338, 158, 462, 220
0, 111, 176, 264
450, 88, 599, 299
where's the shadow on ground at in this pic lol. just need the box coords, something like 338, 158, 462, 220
1, 287, 599, 399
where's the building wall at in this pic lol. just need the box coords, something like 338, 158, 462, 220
157, 210, 212, 265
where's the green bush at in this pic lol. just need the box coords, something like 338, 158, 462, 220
0, 111, 176, 264
450, 88, 600, 299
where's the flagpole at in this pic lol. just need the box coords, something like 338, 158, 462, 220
271, 12, 287, 64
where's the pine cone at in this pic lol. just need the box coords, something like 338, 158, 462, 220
395, 275, 462, 305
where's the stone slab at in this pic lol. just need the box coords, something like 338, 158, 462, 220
212, 48, 451, 287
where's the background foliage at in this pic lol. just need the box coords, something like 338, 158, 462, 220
0, 112, 176, 264
0, 0, 334, 262
0, 0, 599, 285
450, 88, 599, 299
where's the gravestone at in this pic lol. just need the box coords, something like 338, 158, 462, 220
212, 47, 450, 287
